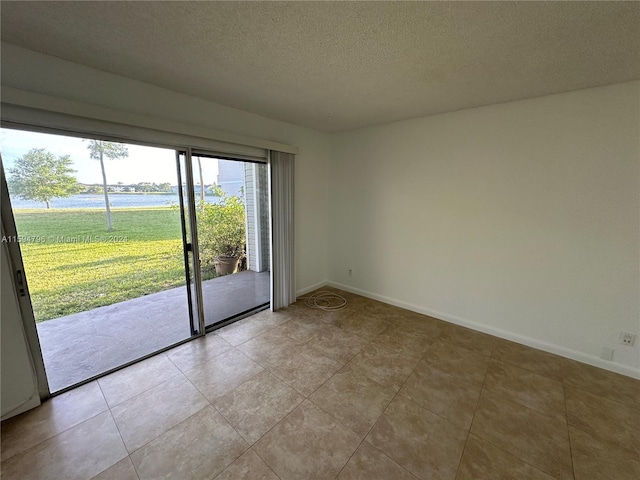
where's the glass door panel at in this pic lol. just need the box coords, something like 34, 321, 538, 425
191, 154, 270, 328
176, 150, 204, 335
0, 128, 197, 392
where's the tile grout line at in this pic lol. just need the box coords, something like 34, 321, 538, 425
564, 381, 640, 414
94, 379, 132, 476
249, 445, 283, 480
0, 384, 112, 468
455, 342, 492, 476
99, 353, 182, 408
330, 339, 429, 480
246, 310, 411, 480
104, 367, 184, 411
471, 386, 575, 480
481, 360, 568, 424
9, 291, 638, 479
561, 378, 578, 480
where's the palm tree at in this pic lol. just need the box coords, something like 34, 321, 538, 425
86, 140, 129, 231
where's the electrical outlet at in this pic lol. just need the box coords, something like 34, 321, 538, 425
348, 268, 353, 277
620, 331, 636, 346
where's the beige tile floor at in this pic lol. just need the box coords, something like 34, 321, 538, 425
2, 288, 639, 480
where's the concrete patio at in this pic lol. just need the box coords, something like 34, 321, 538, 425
37, 270, 270, 392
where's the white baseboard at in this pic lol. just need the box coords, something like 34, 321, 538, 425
328, 281, 640, 380
296, 281, 328, 298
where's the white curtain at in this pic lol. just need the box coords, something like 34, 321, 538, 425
269, 150, 295, 310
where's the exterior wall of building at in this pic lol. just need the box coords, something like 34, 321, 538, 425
244, 162, 270, 272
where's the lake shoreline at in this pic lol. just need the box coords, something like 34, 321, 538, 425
8, 193, 215, 210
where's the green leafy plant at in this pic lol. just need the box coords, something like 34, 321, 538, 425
7, 148, 81, 208
197, 194, 246, 270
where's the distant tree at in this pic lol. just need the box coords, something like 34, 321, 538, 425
7, 148, 81, 209
87, 140, 129, 231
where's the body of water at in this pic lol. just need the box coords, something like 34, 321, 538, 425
10, 194, 182, 209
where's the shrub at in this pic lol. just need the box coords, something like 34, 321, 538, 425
197, 195, 246, 271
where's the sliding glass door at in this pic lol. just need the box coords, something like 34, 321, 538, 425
190, 152, 270, 328
1, 129, 199, 393
1, 129, 271, 395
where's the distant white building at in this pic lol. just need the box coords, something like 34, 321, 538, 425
217, 159, 270, 273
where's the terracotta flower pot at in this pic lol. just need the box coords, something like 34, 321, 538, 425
214, 256, 240, 276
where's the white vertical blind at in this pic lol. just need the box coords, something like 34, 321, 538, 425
269, 150, 295, 310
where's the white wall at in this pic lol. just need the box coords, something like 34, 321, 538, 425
329, 81, 640, 377
3, 44, 639, 379
1, 43, 330, 293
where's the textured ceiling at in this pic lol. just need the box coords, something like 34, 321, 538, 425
1, 1, 639, 132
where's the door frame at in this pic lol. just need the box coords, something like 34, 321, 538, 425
177, 148, 206, 335
0, 127, 272, 400
0, 161, 51, 400
0, 138, 206, 398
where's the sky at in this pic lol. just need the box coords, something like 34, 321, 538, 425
0, 128, 219, 185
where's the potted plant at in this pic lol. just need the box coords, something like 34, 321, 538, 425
197, 194, 246, 276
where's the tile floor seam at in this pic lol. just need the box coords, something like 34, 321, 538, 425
475, 386, 573, 427
489, 356, 564, 382
308, 334, 373, 362
181, 362, 219, 409
210, 446, 251, 480
321, 395, 419, 480
6, 290, 639, 480
331, 439, 421, 480
370, 348, 424, 425
215, 372, 310, 450
247, 401, 328, 477
256, 341, 347, 398
184, 346, 266, 403
470, 347, 491, 421
562, 382, 578, 480
418, 356, 487, 397
301, 339, 375, 398
358, 354, 468, 480
562, 381, 640, 414
131, 456, 142, 480
459, 360, 489, 475
122, 402, 211, 457
248, 445, 283, 480
436, 336, 492, 361
219, 317, 293, 348
456, 349, 490, 476
101, 367, 186, 410
480, 385, 568, 424
454, 431, 473, 479
388, 345, 488, 433
164, 341, 222, 374
565, 421, 640, 458
93, 380, 134, 479
460, 433, 569, 480
470, 386, 574, 480
0, 402, 110, 467
305, 383, 392, 442
210, 393, 260, 448
1, 409, 127, 479
494, 357, 562, 382
394, 385, 475, 435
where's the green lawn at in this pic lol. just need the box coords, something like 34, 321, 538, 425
13, 207, 209, 322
